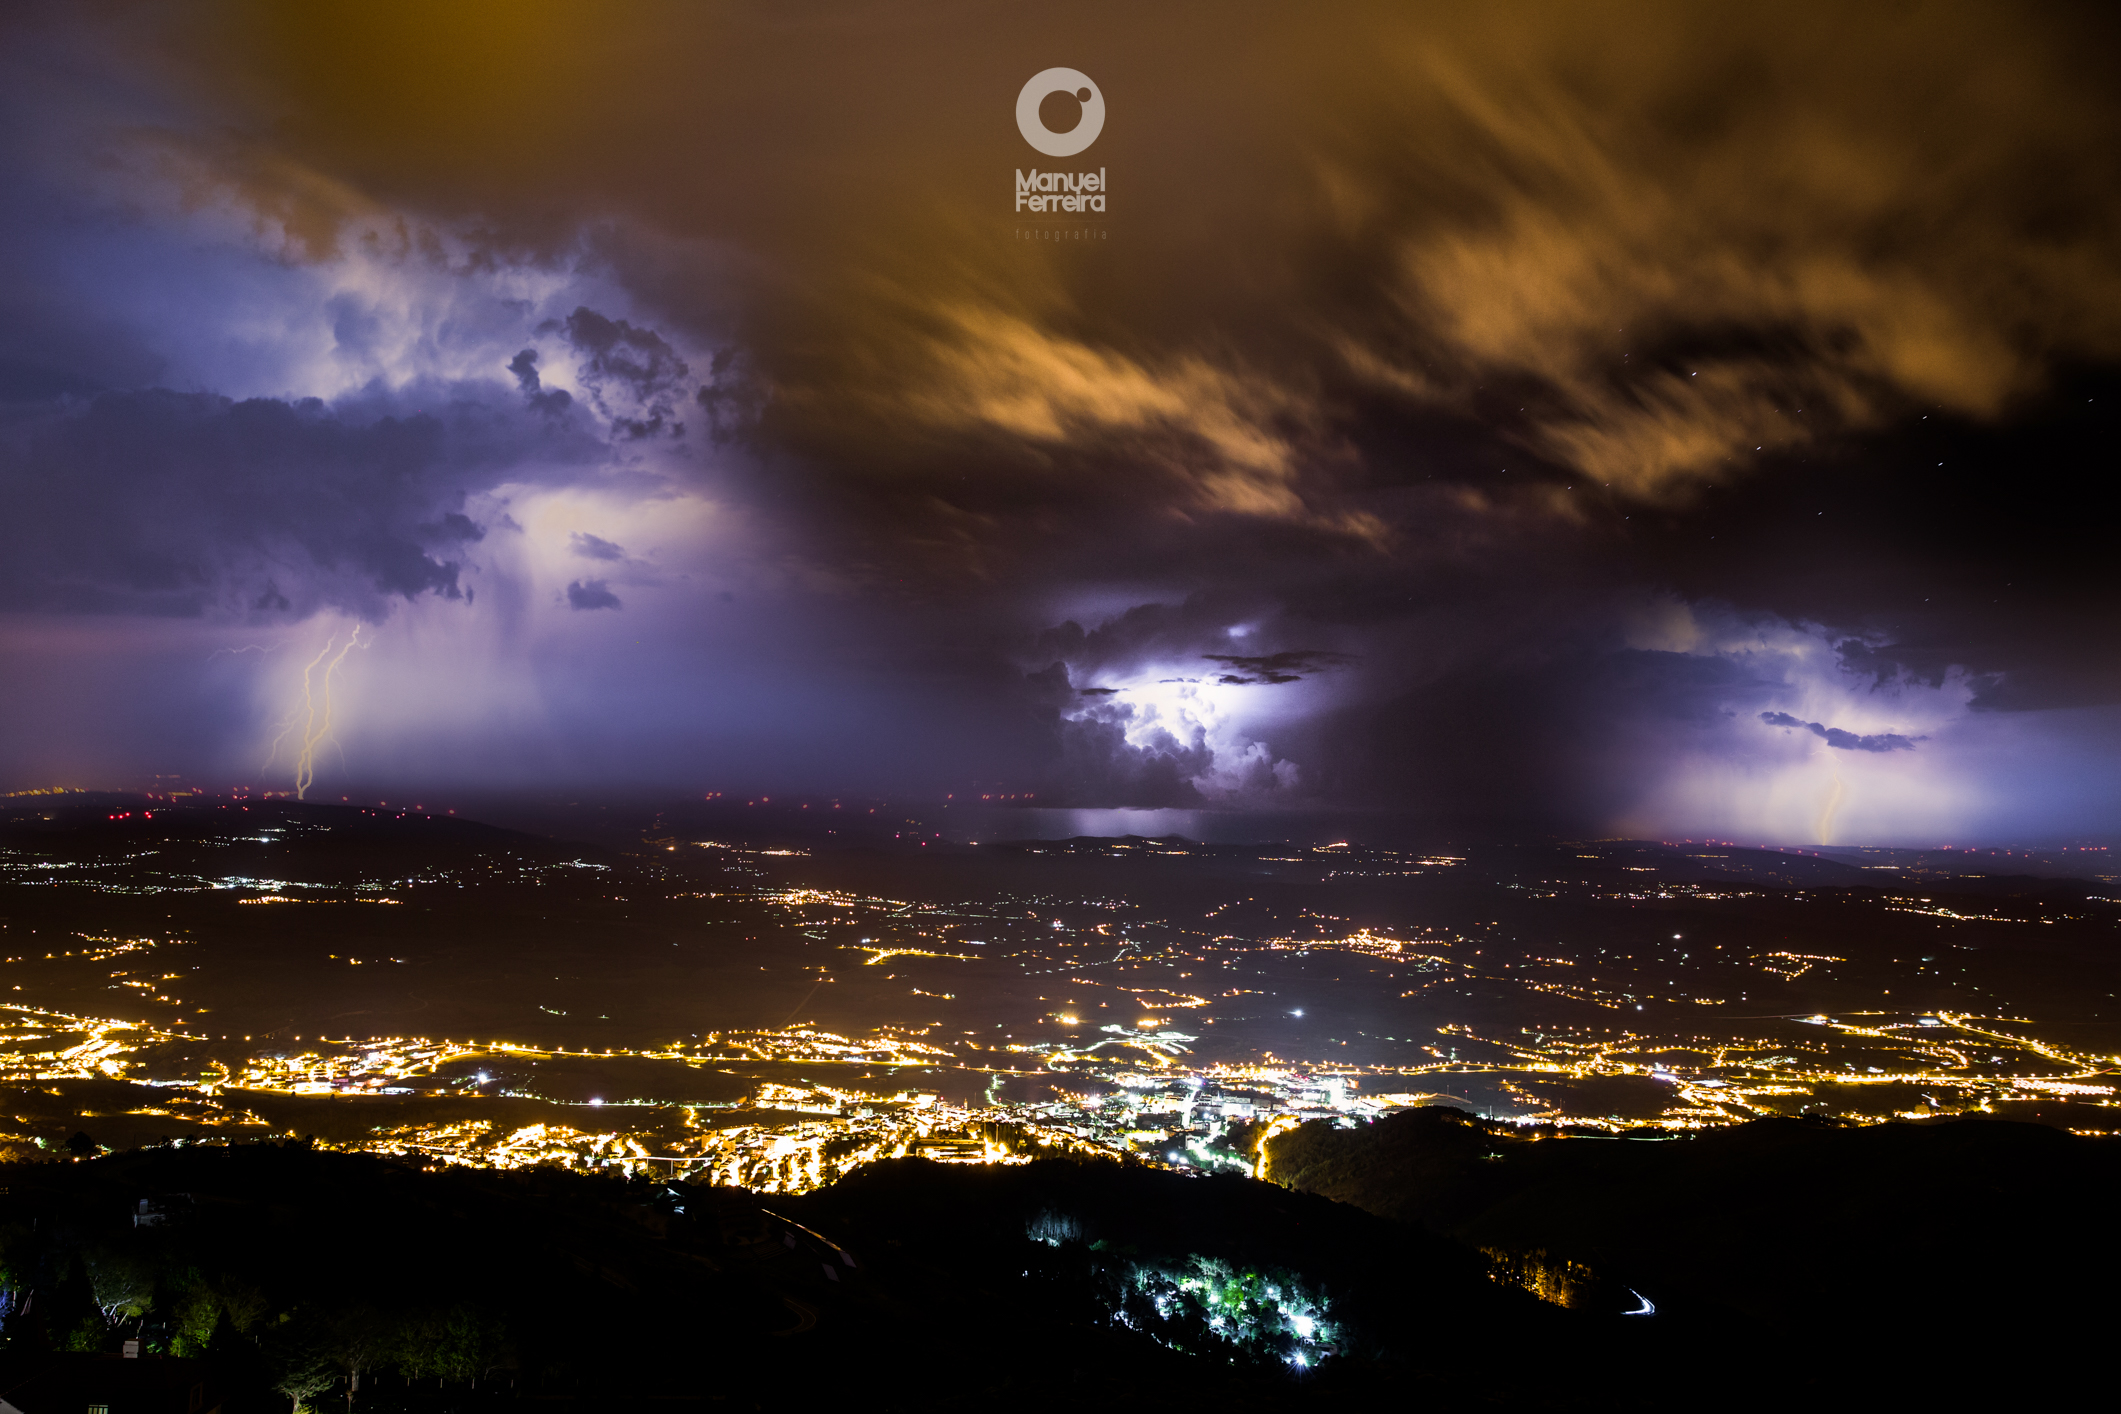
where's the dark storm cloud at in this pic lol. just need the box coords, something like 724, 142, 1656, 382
547, 308, 690, 441
1030, 598, 1300, 685
0, 384, 598, 620
1201, 651, 1351, 686
1760, 712, 1922, 754
3, 2, 2119, 831
563, 531, 663, 593
565, 579, 622, 612
507, 349, 573, 417
420, 513, 484, 545
156, 2, 2121, 663
1292, 642, 1786, 828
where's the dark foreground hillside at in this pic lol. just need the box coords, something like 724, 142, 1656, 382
0, 1144, 1627, 1413
8, 1128, 2102, 1411
1267, 1108, 2121, 1394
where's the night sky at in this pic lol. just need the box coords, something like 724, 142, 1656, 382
3, 2, 2118, 844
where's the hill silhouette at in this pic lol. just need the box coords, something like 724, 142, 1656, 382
1265, 1107, 2120, 1397
0, 1142, 1666, 1412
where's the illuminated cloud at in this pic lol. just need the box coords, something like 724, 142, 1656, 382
1327, 4, 2121, 501
0, 3, 2115, 841
1021, 602, 1345, 806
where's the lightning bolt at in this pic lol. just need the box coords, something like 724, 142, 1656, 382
262, 626, 367, 800
1815, 764, 1846, 845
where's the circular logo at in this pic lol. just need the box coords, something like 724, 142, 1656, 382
1016, 67, 1105, 157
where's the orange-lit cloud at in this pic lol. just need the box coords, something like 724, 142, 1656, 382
77, 2, 2114, 530
5, 0, 2120, 834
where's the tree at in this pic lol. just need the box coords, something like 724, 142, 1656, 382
168, 1280, 221, 1358
394, 1305, 506, 1387
261, 1315, 339, 1414
327, 1307, 389, 1414
84, 1247, 156, 1325
214, 1277, 270, 1334
273, 1356, 338, 1414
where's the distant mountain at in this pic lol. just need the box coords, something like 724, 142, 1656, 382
0, 793, 621, 893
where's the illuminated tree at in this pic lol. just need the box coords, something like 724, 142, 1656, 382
261, 1316, 338, 1414
327, 1307, 389, 1413
84, 1246, 156, 1325
168, 1281, 222, 1358
273, 1358, 338, 1414
393, 1305, 506, 1387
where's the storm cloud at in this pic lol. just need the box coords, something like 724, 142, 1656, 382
565, 579, 622, 612
0, 385, 596, 620
1760, 711, 1923, 754
1201, 652, 1352, 686
0, 2, 2117, 841
548, 308, 691, 441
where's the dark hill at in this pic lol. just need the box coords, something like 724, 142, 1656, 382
0, 1145, 1581, 1413
10, 1132, 2094, 1409
1265, 1107, 2121, 1394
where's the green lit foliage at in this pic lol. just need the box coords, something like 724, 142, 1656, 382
390, 1305, 505, 1384
0, 1144, 797, 1407
321, 1306, 388, 1395
214, 1276, 271, 1334
168, 1282, 219, 1358
167, 1297, 215, 1356
1107, 1255, 1339, 1369
259, 1317, 337, 1414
